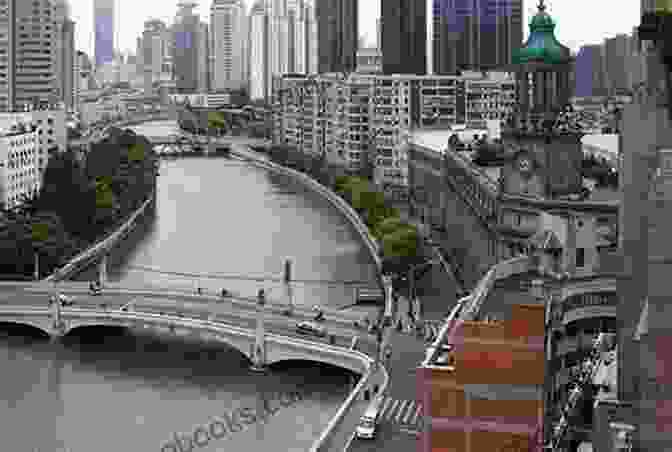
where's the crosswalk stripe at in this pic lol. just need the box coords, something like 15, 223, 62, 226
394, 400, 409, 423
379, 396, 392, 419
386, 399, 400, 420
401, 401, 416, 424
410, 404, 422, 426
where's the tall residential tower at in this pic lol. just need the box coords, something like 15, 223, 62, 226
381, 0, 426, 74
316, 0, 357, 73
94, 0, 115, 67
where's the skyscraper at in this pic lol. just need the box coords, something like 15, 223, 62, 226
430, 0, 523, 74
141, 19, 170, 95
381, 0, 426, 75
574, 44, 608, 97
94, 0, 115, 68
0, 0, 59, 110
316, 0, 357, 73
210, 0, 246, 91
249, 0, 269, 99
173, 2, 201, 93
54, 0, 76, 109
196, 21, 210, 92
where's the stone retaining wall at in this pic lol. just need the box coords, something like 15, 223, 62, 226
43, 193, 155, 282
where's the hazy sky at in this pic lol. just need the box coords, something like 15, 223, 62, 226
70, 0, 640, 57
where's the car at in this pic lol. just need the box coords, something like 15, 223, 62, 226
295, 321, 327, 337
50, 294, 75, 306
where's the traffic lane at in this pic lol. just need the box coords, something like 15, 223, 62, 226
30, 286, 368, 332
117, 296, 370, 340
347, 422, 419, 452
0, 289, 136, 309
384, 331, 427, 401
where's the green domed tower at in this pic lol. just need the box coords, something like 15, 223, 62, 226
510, 0, 573, 129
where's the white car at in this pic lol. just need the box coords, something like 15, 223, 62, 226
295, 321, 327, 337
50, 294, 75, 306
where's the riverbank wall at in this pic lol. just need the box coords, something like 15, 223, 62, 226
43, 192, 156, 283
230, 147, 387, 298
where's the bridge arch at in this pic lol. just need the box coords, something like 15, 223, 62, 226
0, 320, 51, 338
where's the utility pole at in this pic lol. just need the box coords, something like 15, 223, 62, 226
284, 259, 293, 314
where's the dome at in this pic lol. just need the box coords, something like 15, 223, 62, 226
512, 0, 571, 65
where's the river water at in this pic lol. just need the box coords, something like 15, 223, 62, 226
0, 120, 378, 452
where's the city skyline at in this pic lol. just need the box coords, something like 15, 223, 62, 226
68, 0, 639, 59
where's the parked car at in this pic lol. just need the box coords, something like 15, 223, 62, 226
295, 321, 327, 337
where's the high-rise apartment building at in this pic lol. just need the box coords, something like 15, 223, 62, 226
0, 0, 59, 111
249, 0, 269, 100
430, 0, 523, 74
210, 0, 247, 91
173, 2, 201, 93
141, 19, 170, 95
316, 0, 358, 74
196, 21, 210, 92
54, 0, 75, 110
288, 0, 307, 74
604, 34, 634, 95
381, 0, 426, 75
94, 0, 115, 68
304, 1, 318, 74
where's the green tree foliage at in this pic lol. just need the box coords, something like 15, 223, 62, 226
208, 111, 228, 134
0, 211, 79, 278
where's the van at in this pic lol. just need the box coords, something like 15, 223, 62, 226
355, 396, 383, 439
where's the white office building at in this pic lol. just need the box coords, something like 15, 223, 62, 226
0, 118, 39, 211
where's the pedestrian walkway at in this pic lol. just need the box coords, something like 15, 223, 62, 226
377, 396, 424, 431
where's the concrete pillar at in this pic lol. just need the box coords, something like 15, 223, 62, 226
251, 300, 266, 371
98, 253, 108, 286
51, 291, 65, 337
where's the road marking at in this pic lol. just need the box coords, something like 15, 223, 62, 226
410, 404, 422, 426
386, 399, 400, 421
379, 396, 392, 419
401, 401, 416, 424
343, 431, 357, 452
394, 399, 409, 423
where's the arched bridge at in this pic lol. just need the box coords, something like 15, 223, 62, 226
0, 305, 372, 375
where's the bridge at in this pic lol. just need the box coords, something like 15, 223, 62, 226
0, 302, 371, 374
0, 279, 389, 452
148, 134, 269, 148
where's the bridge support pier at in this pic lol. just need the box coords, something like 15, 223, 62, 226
250, 301, 267, 372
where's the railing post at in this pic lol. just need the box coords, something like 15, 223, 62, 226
98, 253, 108, 287
284, 259, 293, 314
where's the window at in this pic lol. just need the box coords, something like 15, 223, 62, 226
576, 248, 585, 268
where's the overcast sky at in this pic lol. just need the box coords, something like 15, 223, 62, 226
70, 0, 640, 57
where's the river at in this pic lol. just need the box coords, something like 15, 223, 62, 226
0, 120, 378, 452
